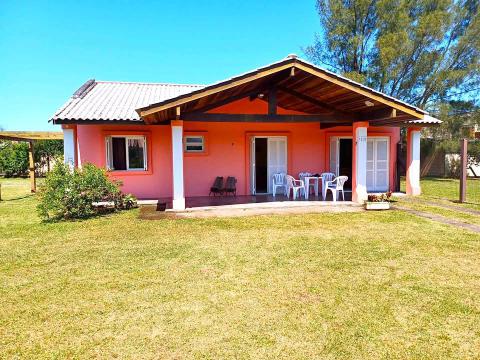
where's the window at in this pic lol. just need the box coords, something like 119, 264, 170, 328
184, 135, 205, 152
105, 136, 147, 171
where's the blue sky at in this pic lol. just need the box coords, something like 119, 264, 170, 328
0, 0, 319, 131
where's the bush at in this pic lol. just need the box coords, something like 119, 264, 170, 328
37, 163, 137, 220
0, 141, 29, 177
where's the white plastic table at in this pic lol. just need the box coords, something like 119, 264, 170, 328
303, 176, 320, 199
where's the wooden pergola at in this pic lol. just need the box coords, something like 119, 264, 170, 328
0, 131, 63, 193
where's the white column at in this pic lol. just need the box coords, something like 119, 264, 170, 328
353, 123, 368, 203
63, 128, 75, 169
407, 128, 421, 195
171, 122, 185, 210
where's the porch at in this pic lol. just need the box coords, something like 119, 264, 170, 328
144, 192, 354, 210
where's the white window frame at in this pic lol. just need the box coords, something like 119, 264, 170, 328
184, 135, 205, 153
105, 135, 147, 171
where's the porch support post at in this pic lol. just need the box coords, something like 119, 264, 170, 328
62, 126, 76, 169
406, 127, 422, 196
171, 120, 185, 210
352, 121, 369, 203
28, 141, 36, 193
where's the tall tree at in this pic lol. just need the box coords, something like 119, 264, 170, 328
305, 0, 480, 108
34, 140, 63, 173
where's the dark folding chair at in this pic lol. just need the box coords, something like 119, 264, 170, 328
209, 176, 224, 196
224, 176, 237, 196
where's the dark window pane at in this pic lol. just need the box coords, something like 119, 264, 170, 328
186, 137, 203, 144
112, 137, 126, 170
186, 145, 203, 151
128, 138, 145, 169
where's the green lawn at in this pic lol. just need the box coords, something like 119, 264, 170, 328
401, 176, 480, 205
1, 178, 480, 359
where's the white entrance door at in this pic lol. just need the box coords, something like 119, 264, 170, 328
267, 137, 287, 193
329, 136, 339, 175
367, 137, 389, 192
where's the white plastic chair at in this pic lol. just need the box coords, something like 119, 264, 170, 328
286, 175, 305, 200
299, 172, 315, 195
321, 172, 336, 200
272, 172, 287, 197
325, 176, 348, 202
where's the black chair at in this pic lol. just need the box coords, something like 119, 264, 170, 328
209, 176, 224, 196
224, 176, 237, 196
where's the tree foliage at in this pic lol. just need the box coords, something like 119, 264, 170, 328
429, 101, 480, 164
33, 140, 63, 172
0, 139, 63, 177
0, 141, 29, 177
305, 0, 480, 108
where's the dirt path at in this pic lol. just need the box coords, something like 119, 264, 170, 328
407, 197, 480, 216
394, 205, 480, 234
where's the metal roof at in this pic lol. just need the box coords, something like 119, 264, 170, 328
51, 55, 440, 125
407, 115, 442, 125
51, 80, 204, 123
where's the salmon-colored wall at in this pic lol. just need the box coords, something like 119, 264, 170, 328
76, 124, 173, 199
74, 98, 401, 199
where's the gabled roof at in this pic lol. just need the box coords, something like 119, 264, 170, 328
51, 80, 204, 123
51, 55, 441, 126
137, 55, 437, 125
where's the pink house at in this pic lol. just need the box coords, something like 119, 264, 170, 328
52, 55, 440, 210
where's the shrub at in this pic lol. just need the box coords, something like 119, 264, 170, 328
0, 140, 29, 177
367, 192, 392, 203
37, 163, 137, 220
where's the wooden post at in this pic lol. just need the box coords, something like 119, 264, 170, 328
459, 138, 467, 203
268, 87, 277, 115
28, 140, 36, 193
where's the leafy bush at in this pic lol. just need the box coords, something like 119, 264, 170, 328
0, 140, 29, 176
37, 163, 137, 220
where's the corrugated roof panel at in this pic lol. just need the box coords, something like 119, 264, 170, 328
52, 81, 204, 122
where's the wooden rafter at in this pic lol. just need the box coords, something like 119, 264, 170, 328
277, 85, 353, 118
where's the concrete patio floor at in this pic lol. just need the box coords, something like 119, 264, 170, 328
138, 193, 362, 218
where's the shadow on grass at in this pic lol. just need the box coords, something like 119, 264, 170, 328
0, 194, 35, 202
138, 205, 180, 220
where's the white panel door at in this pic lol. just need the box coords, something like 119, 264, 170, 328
375, 139, 389, 191
267, 137, 287, 193
250, 137, 256, 194
367, 139, 375, 190
366, 138, 389, 192
329, 137, 338, 175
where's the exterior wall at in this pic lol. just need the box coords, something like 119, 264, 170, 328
76, 124, 173, 199
73, 98, 401, 199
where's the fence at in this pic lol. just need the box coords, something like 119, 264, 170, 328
459, 139, 480, 205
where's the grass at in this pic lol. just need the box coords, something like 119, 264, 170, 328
1, 178, 480, 359
401, 176, 480, 208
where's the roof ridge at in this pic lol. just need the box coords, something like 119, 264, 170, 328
95, 80, 205, 87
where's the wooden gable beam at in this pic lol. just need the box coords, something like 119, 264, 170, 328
180, 113, 349, 123
139, 63, 294, 117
